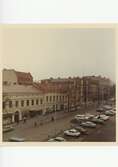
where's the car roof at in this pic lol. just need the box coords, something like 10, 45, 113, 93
55, 137, 65, 140
9, 137, 25, 141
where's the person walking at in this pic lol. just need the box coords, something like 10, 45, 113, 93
34, 121, 37, 127
51, 116, 54, 122
23, 116, 27, 123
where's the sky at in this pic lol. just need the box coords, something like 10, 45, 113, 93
2, 25, 116, 82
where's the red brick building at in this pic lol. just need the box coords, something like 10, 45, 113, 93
3, 69, 33, 86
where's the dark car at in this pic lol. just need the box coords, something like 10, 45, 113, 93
9, 137, 26, 142
96, 108, 104, 113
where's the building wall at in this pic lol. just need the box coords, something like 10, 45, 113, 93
3, 69, 17, 85
3, 69, 114, 125
3, 93, 44, 124
43, 93, 68, 114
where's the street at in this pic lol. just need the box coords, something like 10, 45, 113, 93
3, 104, 116, 142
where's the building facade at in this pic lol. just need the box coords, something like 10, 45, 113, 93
3, 85, 44, 125
2, 69, 114, 125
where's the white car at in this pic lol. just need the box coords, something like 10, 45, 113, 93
48, 137, 66, 142
90, 117, 104, 124
75, 114, 94, 120
105, 110, 115, 116
95, 114, 109, 121
103, 105, 112, 110
96, 108, 104, 112
74, 126, 88, 135
80, 121, 96, 128
64, 129, 81, 137
75, 114, 85, 119
85, 113, 94, 118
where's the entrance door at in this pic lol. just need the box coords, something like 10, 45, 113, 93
14, 111, 20, 123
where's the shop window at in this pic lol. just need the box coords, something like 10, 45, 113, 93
27, 100, 29, 106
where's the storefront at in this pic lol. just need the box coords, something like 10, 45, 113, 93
3, 113, 13, 125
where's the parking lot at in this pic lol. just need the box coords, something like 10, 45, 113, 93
57, 116, 115, 142
3, 103, 116, 142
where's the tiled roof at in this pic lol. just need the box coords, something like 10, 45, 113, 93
15, 71, 33, 84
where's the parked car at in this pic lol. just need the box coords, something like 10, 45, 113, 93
48, 137, 66, 142
90, 117, 104, 124
74, 126, 88, 135
75, 114, 86, 120
9, 137, 26, 142
75, 113, 94, 121
70, 118, 82, 124
85, 113, 94, 118
96, 108, 104, 112
95, 114, 109, 121
80, 121, 96, 128
64, 129, 81, 137
103, 105, 112, 110
3, 125, 14, 133
105, 110, 115, 116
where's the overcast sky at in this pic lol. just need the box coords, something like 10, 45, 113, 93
2, 26, 116, 82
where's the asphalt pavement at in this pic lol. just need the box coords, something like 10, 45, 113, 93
3, 104, 116, 142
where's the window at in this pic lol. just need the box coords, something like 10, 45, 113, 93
46, 96, 48, 102
27, 100, 29, 106
56, 96, 58, 101
60, 96, 61, 101
3, 102, 5, 109
56, 104, 58, 110
53, 96, 55, 102
50, 96, 52, 102
32, 100, 34, 105
21, 100, 24, 107
36, 99, 39, 105
3, 81, 8, 85
9, 101, 12, 108
53, 105, 55, 111
15, 101, 18, 107
40, 99, 43, 104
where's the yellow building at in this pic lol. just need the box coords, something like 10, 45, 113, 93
3, 85, 44, 124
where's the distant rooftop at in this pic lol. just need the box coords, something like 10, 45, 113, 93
3, 85, 42, 94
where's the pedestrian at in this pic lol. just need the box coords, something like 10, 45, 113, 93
51, 116, 54, 122
23, 116, 27, 123
34, 121, 37, 127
